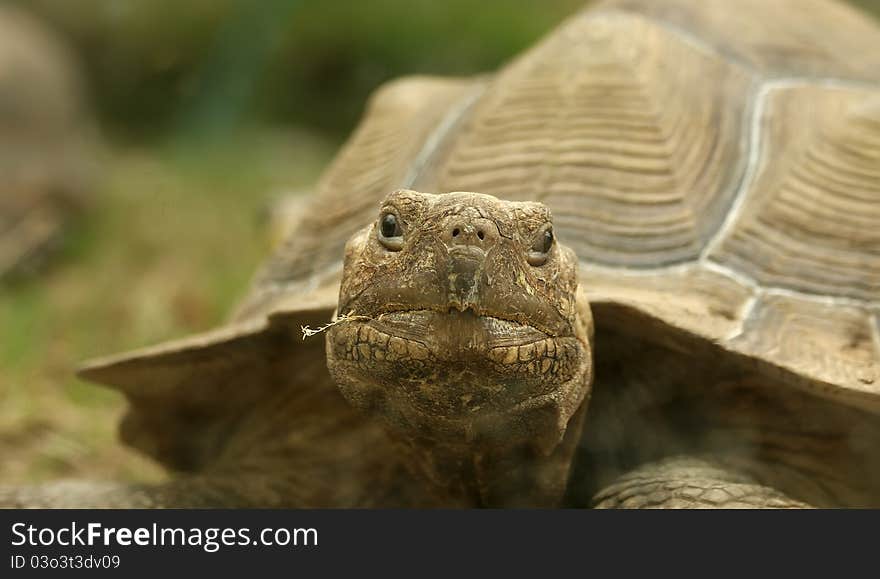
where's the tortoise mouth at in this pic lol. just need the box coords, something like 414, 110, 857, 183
365, 308, 557, 350
325, 309, 584, 421
336, 264, 574, 339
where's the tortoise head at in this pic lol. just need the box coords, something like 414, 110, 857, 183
326, 189, 593, 459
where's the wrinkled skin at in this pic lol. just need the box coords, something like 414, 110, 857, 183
327, 190, 594, 506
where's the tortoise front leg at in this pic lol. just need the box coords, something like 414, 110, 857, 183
592, 456, 812, 509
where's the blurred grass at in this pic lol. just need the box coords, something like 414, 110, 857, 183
0, 128, 334, 484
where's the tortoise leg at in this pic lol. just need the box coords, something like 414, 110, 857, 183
592, 456, 812, 509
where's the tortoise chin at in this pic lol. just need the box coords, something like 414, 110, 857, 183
326, 311, 590, 449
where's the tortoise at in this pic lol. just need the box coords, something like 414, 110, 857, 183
0, 5, 97, 280
3, 0, 880, 508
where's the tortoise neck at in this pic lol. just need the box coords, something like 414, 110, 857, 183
398, 402, 587, 507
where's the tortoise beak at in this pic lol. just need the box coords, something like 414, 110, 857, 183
446, 246, 487, 312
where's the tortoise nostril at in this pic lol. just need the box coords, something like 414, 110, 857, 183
444, 218, 495, 248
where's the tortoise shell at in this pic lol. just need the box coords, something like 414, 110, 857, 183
81, 0, 880, 499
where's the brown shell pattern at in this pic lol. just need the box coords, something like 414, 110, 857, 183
233, 0, 880, 410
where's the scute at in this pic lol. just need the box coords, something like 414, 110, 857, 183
415, 10, 757, 267
731, 295, 879, 405
79, 287, 340, 471
583, 264, 754, 345
707, 84, 880, 302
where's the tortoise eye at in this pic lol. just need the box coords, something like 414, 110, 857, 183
527, 226, 553, 266
378, 212, 403, 251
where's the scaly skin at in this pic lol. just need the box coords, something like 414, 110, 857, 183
593, 457, 810, 509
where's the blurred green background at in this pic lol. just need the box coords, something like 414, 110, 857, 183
1, 0, 879, 486
10, 0, 587, 138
